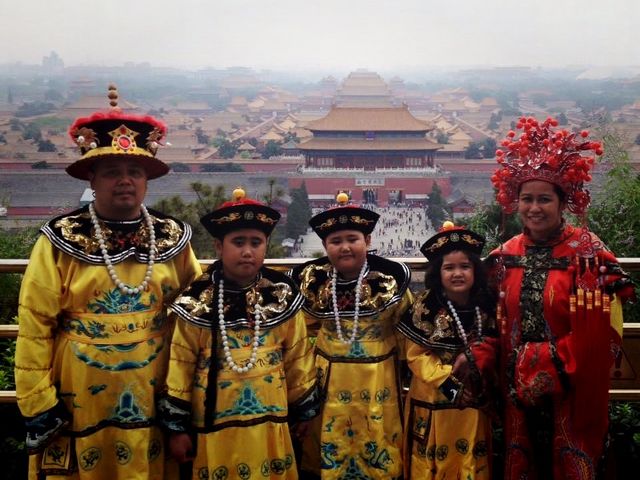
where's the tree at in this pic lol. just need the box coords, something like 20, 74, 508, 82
286, 182, 312, 239
0, 133, 6, 145
31, 160, 51, 169
195, 127, 209, 145
261, 178, 284, 206
436, 132, 450, 144
217, 139, 237, 159
153, 183, 226, 258
15, 101, 55, 118
22, 123, 42, 142
635, 133, 640, 146
557, 112, 568, 125
464, 142, 482, 159
426, 183, 451, 228
263, 140, 283, 159
200, 162, 243, 173
37, 139, 56, 152
169, 162, 191, 172
458, 199, 522, 255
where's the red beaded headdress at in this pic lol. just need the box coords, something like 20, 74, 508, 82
492, 116, 603, 215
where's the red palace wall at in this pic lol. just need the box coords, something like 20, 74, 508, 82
289, 176, 451, 206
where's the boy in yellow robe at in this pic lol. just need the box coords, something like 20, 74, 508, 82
290, 193, 413, 479
158, 188, 319, 479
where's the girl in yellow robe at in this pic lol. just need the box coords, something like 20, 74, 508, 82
396, 222, 498, 479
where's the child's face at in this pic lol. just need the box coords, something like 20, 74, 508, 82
214, 229, 267, 287
323, 229, 371, 280
440, 250, 475, 305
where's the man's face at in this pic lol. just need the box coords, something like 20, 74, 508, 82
323, 229, 370, 280
89, 157, 148, 220
214, 229, 268, 287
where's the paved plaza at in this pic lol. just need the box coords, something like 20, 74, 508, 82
290, 205, 436, 258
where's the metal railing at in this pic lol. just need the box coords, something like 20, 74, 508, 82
1, 257, 639, 403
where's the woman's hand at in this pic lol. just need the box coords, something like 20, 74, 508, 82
169, 432, 195, 463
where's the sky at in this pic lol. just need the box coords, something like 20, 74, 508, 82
1, 0, 638, 75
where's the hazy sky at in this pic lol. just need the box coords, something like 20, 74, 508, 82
1, 0, 638, 73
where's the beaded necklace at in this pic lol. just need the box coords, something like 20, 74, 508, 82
446, 299, 483, 346
218, 278, 262, 373
331, 261, 368, 344
89, 201, 156, 295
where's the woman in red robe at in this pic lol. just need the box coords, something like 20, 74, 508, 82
488, 117, 635, 479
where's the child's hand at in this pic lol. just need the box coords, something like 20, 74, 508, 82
169, 432, 195, 463
291, 420, 312, 441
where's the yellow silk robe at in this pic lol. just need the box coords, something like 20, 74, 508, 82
159, 263, 319, 480
290, 254, 413, 480
15, 207, 201, 479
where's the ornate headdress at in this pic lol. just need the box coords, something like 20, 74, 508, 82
420, 221, 485, 261
492, 116, 603, 215
66, 84, 169, 180
309, 192, 380, 240
200, 187, 281, 239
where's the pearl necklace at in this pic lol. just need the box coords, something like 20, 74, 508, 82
89, 202, 156, 295
331, 261, 368, 344
446, 299, 483, 346
218, 278, 262, 373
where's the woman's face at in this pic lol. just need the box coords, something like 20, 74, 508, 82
517, 180, 565, 242
440, 250, 474, 305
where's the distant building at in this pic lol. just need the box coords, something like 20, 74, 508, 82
295, 105, 448, 206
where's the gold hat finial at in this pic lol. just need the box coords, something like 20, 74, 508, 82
336, 192, 349, 205
232, 187, 246, 201
442, 220, 455, 230
107, 84, 120, 110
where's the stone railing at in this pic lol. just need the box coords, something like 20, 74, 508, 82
1, 257, 639, 403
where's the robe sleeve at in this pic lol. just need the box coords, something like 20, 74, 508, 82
158, 316, 204, 432
15, 236, 71, 453
406, 340, 460, 403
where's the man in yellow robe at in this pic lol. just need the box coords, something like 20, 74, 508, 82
14, 86, 202, 479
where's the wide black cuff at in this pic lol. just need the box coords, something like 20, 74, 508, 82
157, 394, 192, 433
24, 400, 70, 454
289, 384, 321, 423
439, 375, 463, 403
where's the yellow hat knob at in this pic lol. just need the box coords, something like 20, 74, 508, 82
442, 220, 455, 230
336, 192, 349, 205
232, 187, 246, 201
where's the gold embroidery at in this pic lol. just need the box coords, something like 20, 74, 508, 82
317, 218, 337, 230
350, 215, 375, 226
55, 212, 100, 253
411, 290, 434, 334
174, 285, 214, 317
424, 236, 448, 252
247, 278, 292, 317
212, 212, 241, 224
256, 213, 278, 225
430, 310, 455, 342
461, 234, 483, 246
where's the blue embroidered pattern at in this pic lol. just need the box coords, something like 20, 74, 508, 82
216, 384, 284, 419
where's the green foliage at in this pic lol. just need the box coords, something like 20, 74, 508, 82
557, 112, 568, 125
0, 133, 6, 145
153, 183, 226, 258
37, 139, 56, 152
195, 127, 209, 145
31, 160, 51, 169
608, 402, 640, 471
0, 338, 16, 389
635, 133, 640, 146
169, 162, 191, 172
262, 140, 283, 159
286, 182, 312, 239
200, 162, 244, 173
0, 227, 38, 325
15, 101, 55, 118
459, 200, 522, 256
435, 132, 449, 144
21, 123, 42, 142
217, 139, 237, 159
426, 183, 451, 228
